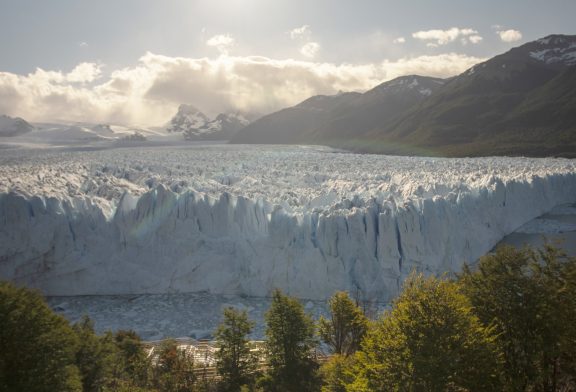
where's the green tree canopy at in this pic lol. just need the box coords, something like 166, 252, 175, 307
459, 244, 576, 391
262, 289, 319, 392
0, 281, 82, 392
113, 329, 150, 389
214, 307, 258, 391
319, 354, 354, 392
319, 291, 368, 357
73, 316, 118, 392
348, 273, 501, 392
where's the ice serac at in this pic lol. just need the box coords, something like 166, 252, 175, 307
1, 160, 576, 301
1, 147, 575, 300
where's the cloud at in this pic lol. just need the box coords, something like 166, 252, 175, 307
300, 42, 320, 58
79, 41, 88, 47
289, 25, 311, 40
206, 34, 235, 54
412, 27, 482, 46
66, 63, 102, 83
290, 25, 319, 58
393, 37, 406, 44
381, 53, 483, 79
497, 29, 522, 42
468, 35, 483, 44
0, 52, 485, 126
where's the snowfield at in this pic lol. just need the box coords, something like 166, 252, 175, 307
1, 144, 576, 301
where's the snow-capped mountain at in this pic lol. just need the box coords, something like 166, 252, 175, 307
166, 104, 250, 140
527, 35, 576, 67
91, 124, 115, 134
166, 104, 210, 133
383, 34, 576, 157
0, 115, 34, 136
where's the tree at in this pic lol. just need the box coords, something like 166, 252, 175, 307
459, 244, 576, 391
262, 289, 319, 392
72, 316, 118, 392
348, 273, 501, 391
318, 291, 368, 357
153, 339, 196, 392
112, 329, 151, 390
319, 354, 354, 392
0, 281, 82, 392
214, 307, 258, 391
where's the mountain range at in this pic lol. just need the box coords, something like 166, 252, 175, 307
232, 34, 576, 157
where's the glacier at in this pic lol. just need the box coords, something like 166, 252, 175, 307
1, 144, 575, 301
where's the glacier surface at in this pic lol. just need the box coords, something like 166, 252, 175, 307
1, 144, 575, 301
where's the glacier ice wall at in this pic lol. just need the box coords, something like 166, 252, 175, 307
1, 146, 575, 301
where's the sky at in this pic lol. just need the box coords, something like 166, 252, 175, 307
0, 0, 574, 126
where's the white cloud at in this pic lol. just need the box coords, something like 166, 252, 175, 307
0, 52, 485, 126
66, 63, 102, 83
289, 25, 311, 40
412, 27, 482, 46
497, 29, 522, 42
381, 53, 483, 80
206, 34, 235, 54
469, 35, 483, 44
79, 41, 88, 47
290, 25, 319, 58
393, 37, 406, 44
300, 42, 320, 58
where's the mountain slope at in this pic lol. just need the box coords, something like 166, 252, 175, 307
311, 76, 446, 143
231, 92, 361, 144
0, 115, 34, 136
231, 76, 445, 145
360, 34, 576, 156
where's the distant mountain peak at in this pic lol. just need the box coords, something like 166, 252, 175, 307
536, 34, 574, 46
166, 105, 251, 140
167, 105, 210, 133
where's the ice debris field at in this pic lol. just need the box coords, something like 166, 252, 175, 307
1, 144, 576, 303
